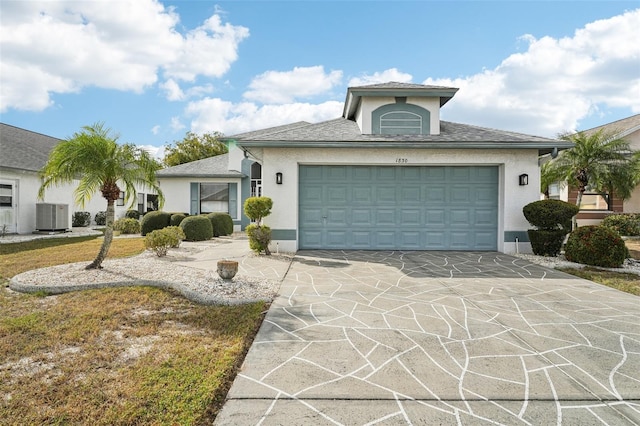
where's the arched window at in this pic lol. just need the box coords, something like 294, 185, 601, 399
372, 103, 430, 135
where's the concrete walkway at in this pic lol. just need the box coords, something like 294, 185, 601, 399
215, 250, 640, 425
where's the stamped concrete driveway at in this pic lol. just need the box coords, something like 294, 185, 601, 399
215, 251, 640, 425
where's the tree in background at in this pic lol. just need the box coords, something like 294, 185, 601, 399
542, 129, 640, 228
162, 131, 228, 167
39, 122, 164, 269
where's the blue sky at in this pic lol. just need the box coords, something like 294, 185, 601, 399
1, 1, 639, 158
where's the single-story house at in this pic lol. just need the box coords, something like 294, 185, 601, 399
548, 114, 640, 226
0, 123, 158, 234
159, 82, 573, 253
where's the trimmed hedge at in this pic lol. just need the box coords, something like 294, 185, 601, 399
207, 212, 234, 237
179, 215, 213, 241
145, 227, 185, 257
125, 209, 141, 219
527, 229, 567, 257
523, 199, 578, 231
602, 214, 640, 236
72, 211, 91, 227
140, 211, 172, 236
564, 225, 629, 268
523, 200, 579, 256
170, 213, 187, 227
113, 218, 141, 234
94, 211, 107, 226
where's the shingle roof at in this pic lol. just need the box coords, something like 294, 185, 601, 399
581, 114, 640, 139
156, 153, 244, 178
232, 117, 560, 143
0, 123, 61, 172
348, 81, 458, 91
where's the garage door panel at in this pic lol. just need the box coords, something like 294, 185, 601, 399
353, 187, 373, 203
327, 166, 348, 181
301, 186, 323, 203
400, 209, 421, 225
327, 186, 348, 203
352, 209, 372, 226
425, 209, 445, 225
376, 231, 396, 247
299, 165, 497, 250
400, 186, 421, 202
327, 208, 347, 225
376, 210, 395, 225
300, 208, 323, 225
376, 186, 397, 203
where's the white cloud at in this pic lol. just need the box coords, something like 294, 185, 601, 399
138, 144, 164, 160
0, 0, 248, 112
151, 125, 161, 135
348, 68, 413, 87
424, 9, 640, 136
185, 97, 343, 135
243, 66, 343, 104
160, 79, 185, 101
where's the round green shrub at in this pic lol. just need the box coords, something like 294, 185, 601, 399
179, 216, 213, 241
72, 211, 91, 227
125, 209, 141, 219
140, 211, 172, 236
94, 211, 107, 226
602, 214, 640, 236
113, 218, 141, 234
207, 212, 234, 237
527, 229, 567, 257
523, 199, 579, 231
246, 223, 271, 254
244, 197, 273, 223
564, 225, 629, 268
170, 213, 187, 227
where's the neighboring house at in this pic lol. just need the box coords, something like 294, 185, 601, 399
160, 82, 572, 253
550, 114, 640, 226
156, 153, 247, 231
0, 123, 158, 234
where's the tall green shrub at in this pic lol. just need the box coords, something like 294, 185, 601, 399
179, 216, 213, 241
244, 197, 273, 255
140, 211, 172, 236
522, 199, 579, 256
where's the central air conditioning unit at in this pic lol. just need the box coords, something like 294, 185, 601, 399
36, 203, 69, 231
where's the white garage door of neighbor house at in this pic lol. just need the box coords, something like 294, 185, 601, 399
298, 165, 498, 250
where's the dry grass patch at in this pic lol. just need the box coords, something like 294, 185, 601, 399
0, 286, 267, 425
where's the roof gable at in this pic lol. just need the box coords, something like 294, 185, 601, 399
156, 153, 244, 178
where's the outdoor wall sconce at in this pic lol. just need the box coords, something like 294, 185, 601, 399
276, 172, 283, 185
519, 174, 529, 186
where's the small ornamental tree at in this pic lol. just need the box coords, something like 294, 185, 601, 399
523, 199, 579, 256
244, 197, 273, 255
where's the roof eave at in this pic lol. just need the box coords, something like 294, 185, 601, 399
236, 140, 574, 153
157, 173, 245, 179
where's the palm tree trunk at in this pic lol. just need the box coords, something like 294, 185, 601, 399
86, 200, 115, 269
573, 190, 583, 231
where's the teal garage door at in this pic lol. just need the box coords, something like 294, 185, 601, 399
299, 165, 498, 250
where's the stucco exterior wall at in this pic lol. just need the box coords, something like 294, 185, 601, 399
260, 147, 540, 254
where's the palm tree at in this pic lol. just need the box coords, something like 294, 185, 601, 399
543, 128, 640, 228
38, 122, 164, 269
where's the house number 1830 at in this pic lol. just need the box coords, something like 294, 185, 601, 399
395, 158, 408, 163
